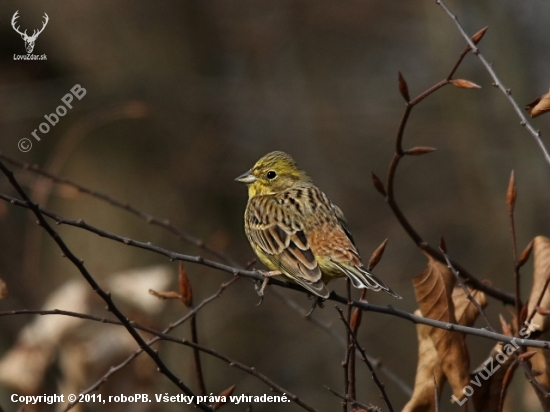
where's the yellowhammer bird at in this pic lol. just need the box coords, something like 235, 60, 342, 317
236, 151, 401, 304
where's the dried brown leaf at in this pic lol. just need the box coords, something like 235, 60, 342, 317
470, 342, 517, 412
367, 238, 388, 270
452, 286, 487, 327
212, 385, 236, 410
371, 172, 386, 197
148, 289, 181, 300
470, 314, 518, 412
179, 262, 193, 307
525, 88, 550, 118
506, 171, 516, 213
527, 236, 550, 332
528, 356, 550, 409
499, 314, 512, 337
451, 79, 481, 89
398, 71, 410, 102
522, 237, 550, 409
412, 256, 470, 401
402, 310, 446, 412
527, 329, 550, 410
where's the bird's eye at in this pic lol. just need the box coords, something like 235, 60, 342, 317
266, 171, 277, 180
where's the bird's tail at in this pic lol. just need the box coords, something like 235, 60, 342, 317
335, 263, 401, 299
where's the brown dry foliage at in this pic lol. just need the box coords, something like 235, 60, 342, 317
404, 256, 486, 411
526, 88, 550, 118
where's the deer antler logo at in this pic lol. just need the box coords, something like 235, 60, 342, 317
11, 11, 49, 54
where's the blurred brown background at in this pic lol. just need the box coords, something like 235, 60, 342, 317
1, 1, 550, 411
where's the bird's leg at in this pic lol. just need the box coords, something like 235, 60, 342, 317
305, 297, 326, 317
254, 270, 281, 306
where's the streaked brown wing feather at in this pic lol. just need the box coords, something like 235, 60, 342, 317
309, 223, 363, 267
247, 196, 323, 285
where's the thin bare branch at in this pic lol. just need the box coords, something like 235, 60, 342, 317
0, 152, 237, 266
380, 37, 516, 306
61, 275, 240, 411
336, 306, 394, 412
436, 0, 550, 166
325, 387, 379, 412
0, 160, 212, 411
1, 190, 549, 348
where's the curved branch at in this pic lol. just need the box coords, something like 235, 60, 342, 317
381, 33, 516, 305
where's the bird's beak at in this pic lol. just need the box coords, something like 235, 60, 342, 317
235, 170, 257, 184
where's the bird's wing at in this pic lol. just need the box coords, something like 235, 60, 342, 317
246, 195, 329, 298
331, 203, 357, 248
309, 197, 402, 299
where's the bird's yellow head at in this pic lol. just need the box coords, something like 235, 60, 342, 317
236, 151, 312, 197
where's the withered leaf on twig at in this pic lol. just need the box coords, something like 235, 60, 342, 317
470, 339, 517, 412
527, 236, 550, 332
527, 329, 550, 410
413, 256, 470, 400
521, 236, 550, 409
403, 286, 485, 412
402, 311, 445, 412
452, 286, 487, 327
525, 88, 550, 118
406, 256, 472, 408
